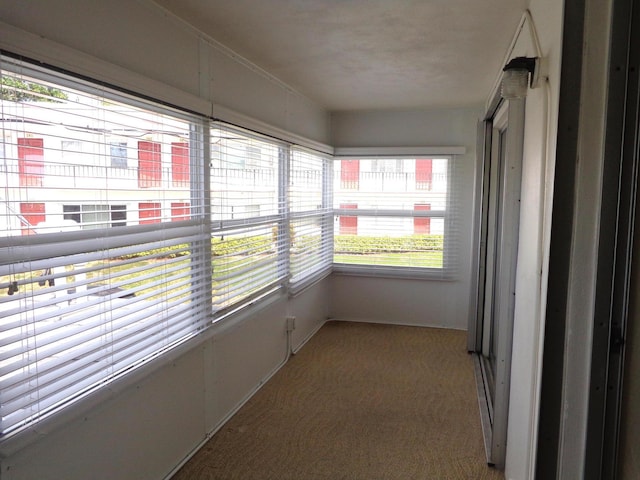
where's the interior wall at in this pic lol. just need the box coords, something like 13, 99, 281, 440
0, 282, 329, 480
0, 0, 331, 147
492, 3, 563, 480
329, 107, 481, 330
0, 2, 333, 478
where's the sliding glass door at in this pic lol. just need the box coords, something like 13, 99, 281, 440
471, 96, 525, 469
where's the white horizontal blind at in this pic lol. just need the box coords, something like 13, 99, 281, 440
210, 124, 287, 315
289, 148, 332, 290
0, 57, 210, 437
333, 157, 456, 276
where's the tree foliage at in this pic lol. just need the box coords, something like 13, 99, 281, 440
1, 77, 68, 102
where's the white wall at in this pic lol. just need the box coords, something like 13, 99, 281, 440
0, 0, 331, 148
329, 107, 481, 330
0, 282, 330, 480
491, 4, 563, 480
0, 1, 584, 479
0, 1, 332, 478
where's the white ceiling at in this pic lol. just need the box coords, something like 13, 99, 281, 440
152, 0, 527, 112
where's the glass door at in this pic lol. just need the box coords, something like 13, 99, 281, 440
473, 97, 525, 469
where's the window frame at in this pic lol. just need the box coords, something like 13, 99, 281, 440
2, 51, 469, 448
209, 123, 289, 319
0, 56, 211, 441
332, 153, 458, 280
288, 148, 334, 294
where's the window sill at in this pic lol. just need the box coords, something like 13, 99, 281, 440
331, 263, 456, 281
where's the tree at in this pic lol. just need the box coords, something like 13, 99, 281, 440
1, 76, 68, 102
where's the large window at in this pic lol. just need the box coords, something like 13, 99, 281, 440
1, 54, 459, 441
0, 57, 210, 438
289, 148, 333, 290
209, 125, 286, 315
333, 157, 452, 275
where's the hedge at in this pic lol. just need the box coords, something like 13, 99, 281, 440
116, 233, 443, 259
334, 234, 443, 254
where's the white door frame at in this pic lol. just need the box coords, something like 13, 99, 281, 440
470, 92, 525, 469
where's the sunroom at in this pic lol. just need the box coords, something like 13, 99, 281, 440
2, 0, 630, 479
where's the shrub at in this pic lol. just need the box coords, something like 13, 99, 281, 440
211, 235, 274, 256
334, 234, 443, 254
116, 244, 190, 260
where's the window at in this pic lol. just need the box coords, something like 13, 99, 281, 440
338, 203, 358, 235
111, 205, 127, 227
19, 202, 45, 235
0, 57, 209, 439
414, 203, 431, 234
138, 140, 161, 188
416, 159, 433, 190
171, 142, 189, 187
138, 202, 162, 224
334, 157, 451, 274
17, 137, 44, 186
110, 142, 128, 168
289, 149, 333, 289
340, 159, 359, 189
63, 205, 127, 229
210, 124, 286, 315
171, 202, 190, 222
63, 205, 111, 229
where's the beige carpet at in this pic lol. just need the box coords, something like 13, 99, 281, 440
173, 321, 504, 480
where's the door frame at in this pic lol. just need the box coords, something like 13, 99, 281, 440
584, 0, 640, 476
469, 89, 526, 469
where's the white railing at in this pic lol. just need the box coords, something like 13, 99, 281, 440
334, 171, 447, 193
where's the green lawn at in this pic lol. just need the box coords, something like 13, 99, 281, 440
334, 251, 443, 268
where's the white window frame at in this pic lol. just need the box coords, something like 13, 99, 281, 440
288, 147, 333, 294
0, 56, 211, 440
332, 147, 464, 280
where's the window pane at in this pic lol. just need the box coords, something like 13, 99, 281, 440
110, 142, 128, 168
210, 125, 286, 314
211, 224, 283, 311
333, 157, 449, 270
289, 149, 332, 287
333, 216, 444, 268
0, 57, 208, 438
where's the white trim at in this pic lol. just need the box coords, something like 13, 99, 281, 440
288, 267, 333, 297
334, 146, 465, 157
332, 264, 454, 281
0, 21, 332, 156
212, 103, 333, 155
0, 21, 212, 117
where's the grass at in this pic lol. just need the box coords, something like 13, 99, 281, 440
334, 251, 443, 268
2, 242, 443, 303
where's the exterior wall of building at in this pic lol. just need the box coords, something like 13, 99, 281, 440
1, 101, 192, 235
334, 158, 448, 236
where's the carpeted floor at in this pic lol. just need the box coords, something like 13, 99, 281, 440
173, 321, 504, 479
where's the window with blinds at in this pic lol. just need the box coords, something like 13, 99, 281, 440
333, 157, 454, 276
209, 124, 287, 316
0, 52, 459, 440
289, 148, 333, 291
0, 57, 210, 438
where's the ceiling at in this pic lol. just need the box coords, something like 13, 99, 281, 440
152, 0, 527, 112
